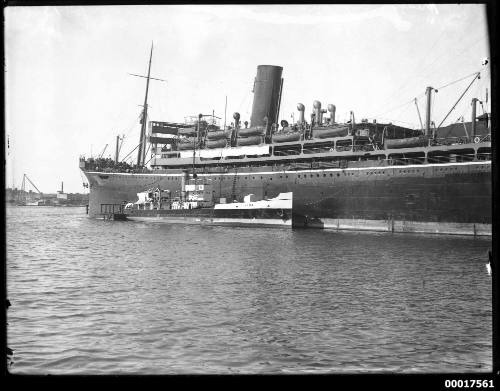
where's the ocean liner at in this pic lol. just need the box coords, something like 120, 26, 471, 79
80, 50, 491, 235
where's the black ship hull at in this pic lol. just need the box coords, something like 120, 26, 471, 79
84, 160, 491, 236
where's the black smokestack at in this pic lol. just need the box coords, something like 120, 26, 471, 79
250, 65, 283, 130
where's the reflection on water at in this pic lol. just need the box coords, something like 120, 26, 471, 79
6, 206, 492, 374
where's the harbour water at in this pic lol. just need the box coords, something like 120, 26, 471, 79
6, 205, 492, 374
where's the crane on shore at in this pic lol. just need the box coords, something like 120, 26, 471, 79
18, 174, 43, 205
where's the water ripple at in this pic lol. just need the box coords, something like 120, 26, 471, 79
6, 205, 492, 374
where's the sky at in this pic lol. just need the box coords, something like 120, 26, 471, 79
4, 4, 490, 193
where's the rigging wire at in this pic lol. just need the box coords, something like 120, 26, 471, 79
144, 154, 154, 166
391, 101, 416, 129
119, 111, 153, 165
79, 170, 89, 192
375, 26, 447, 111
370, 116, 416, 127
235, 92, 249, 115
436, 72, 481, 129
115, 110, 147, 163
372, 28, 485, 115
416, 32, 486, 87
374, 31, 487, 119
435, 70, 482, 91
414, 98, 424, 130
144, 143, 151, 162
370, 93, 424, 120
120, 142, 141, 163
93, 111, 143, 160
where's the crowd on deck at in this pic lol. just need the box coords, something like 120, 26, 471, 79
82, 157, 149, 173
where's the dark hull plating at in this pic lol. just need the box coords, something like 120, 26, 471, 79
84, 161, 491, 235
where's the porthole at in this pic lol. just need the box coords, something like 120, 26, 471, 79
298, 175, 301, 178
330, 173, 333, 177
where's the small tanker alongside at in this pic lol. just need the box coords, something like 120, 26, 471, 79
124, 178, 293, 228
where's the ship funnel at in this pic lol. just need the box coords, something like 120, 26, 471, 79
297, 103, 305, 124
327, 104, 336, 125
313, 100, 321, 126
250, 65, 283, 130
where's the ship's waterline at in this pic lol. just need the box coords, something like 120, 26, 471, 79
83, 160, 491, 236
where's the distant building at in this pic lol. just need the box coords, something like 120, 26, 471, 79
5, 187, 88, 206
57, 181, 68, 200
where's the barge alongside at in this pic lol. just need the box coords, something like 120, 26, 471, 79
80, 54, 491, 236
123, 178, 292, 228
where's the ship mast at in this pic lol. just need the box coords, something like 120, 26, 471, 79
129, 43, 166, 167
137, 44, 153, 166
424, 86, 434, 137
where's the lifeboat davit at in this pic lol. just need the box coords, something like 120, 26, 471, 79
237, 135, 262, 146
312, 126, 349, 139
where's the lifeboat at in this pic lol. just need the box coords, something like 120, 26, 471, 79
178, 142, 200, 150
207, 130, 229, 140
178, 127, 197, 137
237, 135, 262, 146
272, 132, 301, 143
206, 139, 227, 149
312, 126, 349, 139
384, 136, 428, 149
238, 126, 265, 137
177, 137, 199, 150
